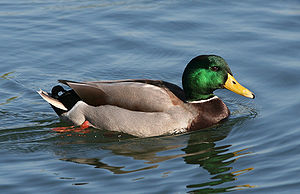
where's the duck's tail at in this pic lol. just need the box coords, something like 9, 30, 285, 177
38, 86, 81, 116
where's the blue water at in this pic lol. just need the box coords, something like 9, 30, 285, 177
1, 0, 300, 193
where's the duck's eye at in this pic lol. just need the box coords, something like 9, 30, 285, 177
210, 66, 219, 71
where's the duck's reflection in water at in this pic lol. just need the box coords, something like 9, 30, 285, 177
57, 116, 255, 192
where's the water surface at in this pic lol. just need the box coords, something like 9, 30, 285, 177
1, 0, 300, 193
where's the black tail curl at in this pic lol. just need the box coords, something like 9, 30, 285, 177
50, 85, 81, 115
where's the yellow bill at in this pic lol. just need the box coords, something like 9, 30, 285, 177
224, 73, 255, 99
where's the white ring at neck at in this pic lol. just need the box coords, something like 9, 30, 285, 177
188, 96, 218, 103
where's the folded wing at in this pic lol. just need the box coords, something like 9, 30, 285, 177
59, 79, 186, 112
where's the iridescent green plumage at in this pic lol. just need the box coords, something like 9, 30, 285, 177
182, 55, 232, 101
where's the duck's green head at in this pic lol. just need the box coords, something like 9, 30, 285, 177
182, 55, 255, 101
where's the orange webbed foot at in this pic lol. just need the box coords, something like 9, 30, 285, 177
52, 121, 91, 133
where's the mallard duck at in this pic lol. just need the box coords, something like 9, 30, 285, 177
38, 55, 254, 137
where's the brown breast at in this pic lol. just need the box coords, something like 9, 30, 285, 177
187, 97, 230, 131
